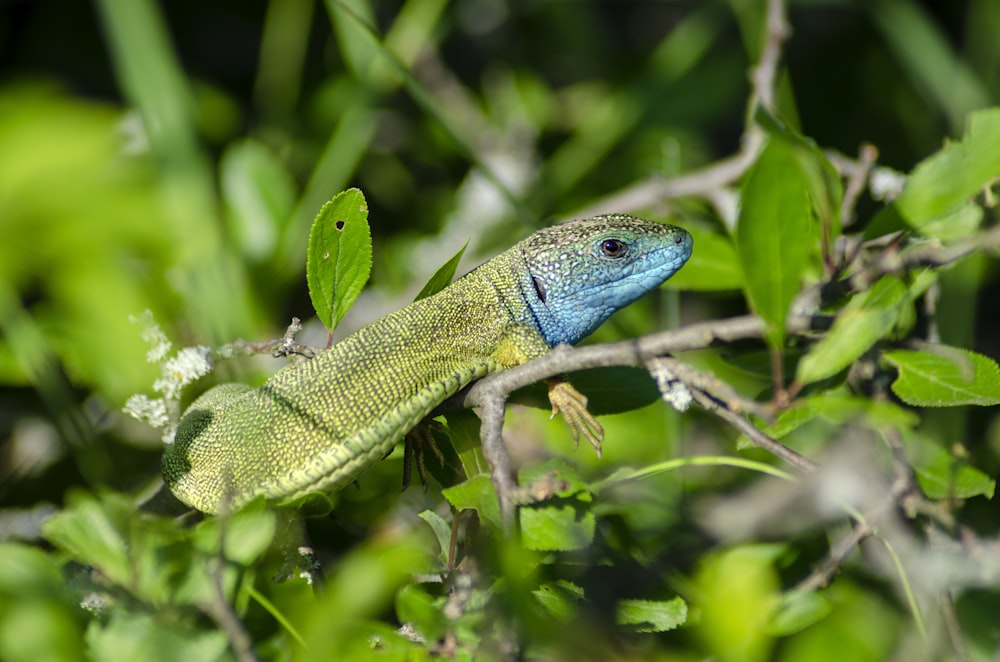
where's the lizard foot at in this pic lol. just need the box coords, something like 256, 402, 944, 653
402, 420, 445, 492
547, 379, 604, 457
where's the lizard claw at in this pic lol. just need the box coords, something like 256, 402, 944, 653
547, 379, 604, 457
402, 421, 445, 492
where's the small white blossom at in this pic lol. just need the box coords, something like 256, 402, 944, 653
80, 592, 110, 615
129, 310, 172, 363
870, 167, 906, 202
648, 359, 692, 412
161, 422, 178, 445
122, 394, 169, 428
153, 346, 212, 400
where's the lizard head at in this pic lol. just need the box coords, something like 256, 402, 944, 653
519, 214, 693, 346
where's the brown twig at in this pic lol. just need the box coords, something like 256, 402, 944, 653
828, 144, 879, 230
794, 517, 873, 593
201, 521, 260, 662
228, 317, 318, 359
684, 386, 818, 474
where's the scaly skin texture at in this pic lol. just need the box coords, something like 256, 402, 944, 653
162, 215, 693, 513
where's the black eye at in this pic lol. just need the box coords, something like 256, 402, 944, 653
674, 234, 684, 244
601, 239, 626, 257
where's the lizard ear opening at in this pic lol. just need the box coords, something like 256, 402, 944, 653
531, 275, 547, 304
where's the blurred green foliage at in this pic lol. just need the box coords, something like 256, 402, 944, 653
2, 0, 1000, 660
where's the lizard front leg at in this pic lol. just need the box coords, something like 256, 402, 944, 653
547, 378, 604, 456
494, 325, 604, 455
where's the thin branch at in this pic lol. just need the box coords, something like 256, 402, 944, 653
201, 523, 260, 662
463, 315, 805, 411
475, 388, 519, 531
570, 150, 759, 220
794, 518, 873, 592
463, 314, 818, 525
571, 0, 789, 219
646, 355, 771, 419
752, 0, 791, 114
227, 317, 318, 359
684, 385, 818, 474
828, 144, 879, 230
941, 590, 971, 662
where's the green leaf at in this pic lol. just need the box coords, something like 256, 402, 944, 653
220, 138, 296, 261
532, 581, 584, 624
417, 510, 453, 566
767, 591, 832, 636
441, 475, 501, 531
736, 138, 814, 350
306, 188, 373, 331
0, 601, 86, 662
443, 410, 489, 479
755, 107, 844, 244
40, 494, 131, 587
519, 499, 595, 552
193, 502, 276, 566
795, 276, 907, 385
747, 389, 919, 444
895, 108, 1000, 230
414, 240, 468, 301
911, 202, 983, 241
86, 611, 228, 662
0, 543, 65, 597
519, 458, 589, 496
883, 347, 1000, 406
906, 432, 995, 500
518, 462, 595, 552
616, 597, 687, 633
695, 544, 783, 662
664, 223, 743, 291
395, 584, 447, 642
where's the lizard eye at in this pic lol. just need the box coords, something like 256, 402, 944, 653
600, 238, 628, 257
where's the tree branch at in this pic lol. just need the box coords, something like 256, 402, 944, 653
572, 0, 789, 221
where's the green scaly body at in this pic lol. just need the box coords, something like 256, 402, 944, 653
163, 215, 692, 513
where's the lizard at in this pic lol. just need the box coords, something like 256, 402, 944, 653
162, 214, 693, 514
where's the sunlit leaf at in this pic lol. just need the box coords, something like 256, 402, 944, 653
193, 502, 276, 566
736, 138, 814, 350
616, 597, 687, 633
883, 347, 1000, 406
755, 107, 844, 244
441, 475, 501, 532
795, 276, 908, 385
40, 494, 130, 587
895, 108, 1000, 231
906, 433, 995, 500
517, 459, 594, 551
519, 498, 595, 552
414, 240, 468, 301
306, 188, 373, 331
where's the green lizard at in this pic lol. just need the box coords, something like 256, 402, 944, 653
163, 214, 693, 513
